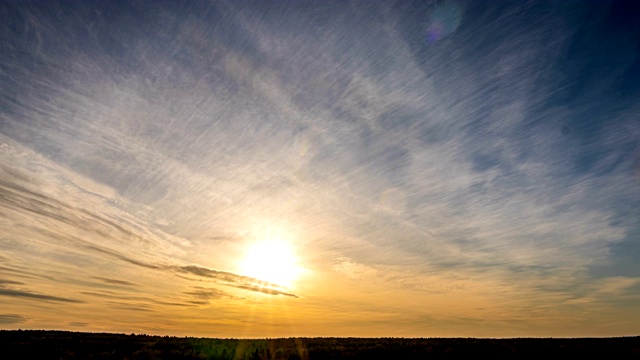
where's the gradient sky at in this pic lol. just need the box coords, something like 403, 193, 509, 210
1, 0, 640, 338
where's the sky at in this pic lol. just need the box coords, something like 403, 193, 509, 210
1, 0, 639, 338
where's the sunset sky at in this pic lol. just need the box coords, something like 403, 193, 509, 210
1, 0, 639, 338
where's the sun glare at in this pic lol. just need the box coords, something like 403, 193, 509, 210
240, 238, 301, 288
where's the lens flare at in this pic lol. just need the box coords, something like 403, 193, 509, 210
426, 2, 463, 43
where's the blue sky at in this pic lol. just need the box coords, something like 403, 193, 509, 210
1, 0, 639, 337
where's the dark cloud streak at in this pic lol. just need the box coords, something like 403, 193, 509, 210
176, 265, 298, 298
235, 285, 298, 298
81, 291, 192, 308
0, 288, 83, 303
84, 245, 161, 270
176, 265, 272, 286
68, 321, 88, 327
82, 246, 299, 298
0, 279, 25, 285
0, 314, 27, 324
184, 287, 236, 302
92, 276, 138, 287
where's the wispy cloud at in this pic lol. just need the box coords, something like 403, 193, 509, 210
333, 257, 377, 279
107, 301, 155, 313
235, 285, 298, 298
176, 265, 252, 284
81, 290, 192, 308
177, 265, 298, 297
83, 245, 161, 270
0, 289, 83, 303
68, 322, 88, 327
0, 279, 25, 285
0, 314, 28, 324
184, 287, 237, 303
92, 276, 138, 287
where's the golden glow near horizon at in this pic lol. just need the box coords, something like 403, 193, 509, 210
240, 238, 302, 288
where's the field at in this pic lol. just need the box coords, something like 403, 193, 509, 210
1, 330, 639, 358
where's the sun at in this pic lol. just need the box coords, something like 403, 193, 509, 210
240, 238, 301, 288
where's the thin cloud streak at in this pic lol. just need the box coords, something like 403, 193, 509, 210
92, 277, 138, 287
0, 289, 84, 303
0, 314, 28, 324
176, 265, 298, 297
235, 285, 298, 298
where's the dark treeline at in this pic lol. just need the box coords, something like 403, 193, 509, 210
1, 330, 639, 359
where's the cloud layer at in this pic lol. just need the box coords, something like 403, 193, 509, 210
1, 0, 639, 337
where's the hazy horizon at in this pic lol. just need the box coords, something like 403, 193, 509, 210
1, 0, 639, 338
